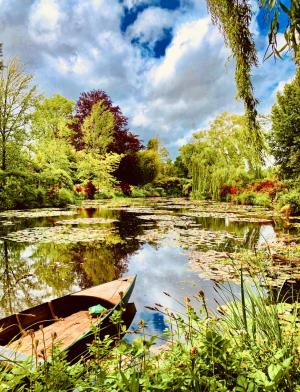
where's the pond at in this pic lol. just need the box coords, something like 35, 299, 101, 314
0, 198, 285, 337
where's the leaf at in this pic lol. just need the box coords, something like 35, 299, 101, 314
268, 363, 283, 382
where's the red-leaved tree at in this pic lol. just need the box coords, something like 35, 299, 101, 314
71, 89, 142, 154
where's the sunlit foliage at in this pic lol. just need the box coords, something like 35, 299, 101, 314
181, 113, 264, 199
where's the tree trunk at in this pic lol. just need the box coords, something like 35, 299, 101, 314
1, 136, 6, 170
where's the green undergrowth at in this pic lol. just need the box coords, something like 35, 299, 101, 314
1, 273, 300, 391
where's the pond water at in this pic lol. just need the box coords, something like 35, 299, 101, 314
0, 198, 279, 337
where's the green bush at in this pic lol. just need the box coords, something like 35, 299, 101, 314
152, 176, 184, 196
94, 190, 114, 199
276, 188, 300, 214
49, 188, 75, 207
236, 192, 272, 207
0, 172, 43, 209
131, 187, 148, 198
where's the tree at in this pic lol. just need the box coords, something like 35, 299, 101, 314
76, 151, 121, 192
270, 68, 300, 178
114, 149, 159, 186
181, 113, 263, 199
71, 89, 142, 154
0, 58, 37, 170
31, 94, 74, 140
82, 100, 115, 153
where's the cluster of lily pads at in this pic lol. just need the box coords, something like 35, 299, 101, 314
55, 217, 117, 225
4, 226, 116, 244
0, 208, 76, 219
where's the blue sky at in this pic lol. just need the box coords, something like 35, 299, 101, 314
0, 0, 296, 156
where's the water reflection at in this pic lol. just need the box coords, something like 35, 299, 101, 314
0, 199, 277, 337
125, 241, 241, 336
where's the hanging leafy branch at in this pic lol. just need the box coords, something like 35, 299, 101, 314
206, 0, 299, 152
260, 0, 300, 64
206, 0, 259, 132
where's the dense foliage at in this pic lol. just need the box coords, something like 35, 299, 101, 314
179, 113, 263, 200
2, 274, 300, 391
270, 68, 300, 178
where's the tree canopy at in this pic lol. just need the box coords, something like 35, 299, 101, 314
180, 113, 263, 199
0, 58, 37, 170
270, 68, 300, 178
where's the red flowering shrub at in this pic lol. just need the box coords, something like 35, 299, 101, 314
85, 180, 97, 199
120, 182, 131, 196
220, 185, 238, 200
74, 184, 84, 193
250, 180, 283, 198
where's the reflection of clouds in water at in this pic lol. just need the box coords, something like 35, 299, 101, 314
257, 225, 276, 247
125, 243, 240, 337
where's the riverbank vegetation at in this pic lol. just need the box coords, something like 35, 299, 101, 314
1, 272, 300, 391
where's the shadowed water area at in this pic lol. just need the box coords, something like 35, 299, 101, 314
0, 198, 294, 338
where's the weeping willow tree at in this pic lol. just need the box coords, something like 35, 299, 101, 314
206, 0, 300, 151
182, 113, 264, 200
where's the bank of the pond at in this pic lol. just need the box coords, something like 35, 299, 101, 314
1, 276, 300, 391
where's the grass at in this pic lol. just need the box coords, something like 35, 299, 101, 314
1, 270, 300, 391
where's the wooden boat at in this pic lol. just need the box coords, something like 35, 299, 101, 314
0, 276, 136, 364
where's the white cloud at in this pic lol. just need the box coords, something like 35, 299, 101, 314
127, 7, 178, 45
1, 0, 296, 156
28, 0, 63, 43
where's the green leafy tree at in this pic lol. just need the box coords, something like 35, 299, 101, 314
270, 68, 300, 178
82, 100, 115, 154
135, 149, 160, 185
182, 112, 263, 199
0, 58, 37, 170
76, 151, 121, 191
31, 94, 74, 140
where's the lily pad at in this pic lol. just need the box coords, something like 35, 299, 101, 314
4, 226, 115, 244
56, 218, 118, 225
0, 208, 76, 219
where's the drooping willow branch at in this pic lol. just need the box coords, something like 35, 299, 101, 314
207, 0, 259, 132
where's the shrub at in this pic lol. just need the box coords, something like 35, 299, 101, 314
220, 185, 238, 201
0, 172, 42, 209
236, 191, 272, 207
152, 176, 184, 196
49, 188, 75, 207
131, 187, 148, 198
250, 179, 283, 199
276, 188, 300, 214
94, 190, 114, 199
85, 180, 96, 199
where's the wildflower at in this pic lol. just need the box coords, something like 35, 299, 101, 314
139, 320, 145, 328
191, 347, 198, 356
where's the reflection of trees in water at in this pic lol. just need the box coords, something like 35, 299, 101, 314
0, 241, 38, 315
0, 210, 146, 316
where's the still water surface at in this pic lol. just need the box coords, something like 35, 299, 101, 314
0, 198, 277, 337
